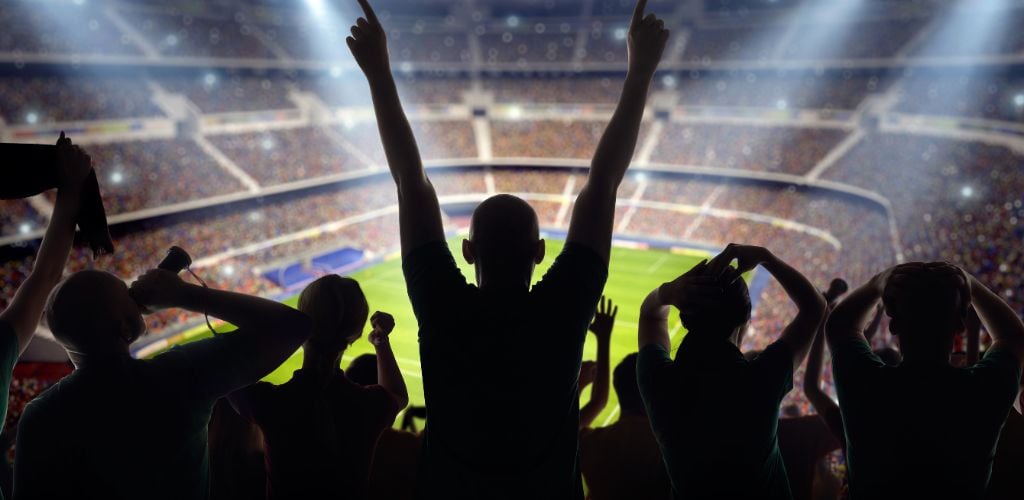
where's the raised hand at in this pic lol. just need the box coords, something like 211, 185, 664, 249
55, 132, 92, 192
589, 296, 618, 342
346, 0, 390, 78
368, 311, 396, 346
628, 0, 670, 77
128, 269, 191, 313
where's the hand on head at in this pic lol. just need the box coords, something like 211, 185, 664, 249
347, 0, 390, 78
589, 296, 618, 342
628, 0, 670, 77
367, 311, 395, 346
658, 260, 725, 313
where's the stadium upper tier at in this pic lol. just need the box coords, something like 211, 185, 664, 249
2, 0, 1024, 67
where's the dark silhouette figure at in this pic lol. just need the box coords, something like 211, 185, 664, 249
229, 276, 408, 500
0, 135, 91, 482
637, 244, 828, 499
779, 278, 848, 500
346, 354, 421, 500
580, 353, 670, 500
986, 377, 1023, 500
826, 262, 1024, 499
13, 264, 311, 499
347, 0, 667, 496
579, 296, 617, 429
208, 398, 266, 500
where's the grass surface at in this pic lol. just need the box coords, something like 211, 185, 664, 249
167, 239, 711, 427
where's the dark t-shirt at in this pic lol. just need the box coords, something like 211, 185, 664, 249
579, 415, 671, 500
0, 321, 20, 433
637, 337, 795, 500
778, 415, 842, 500
403, 241, 607, 499
368, 428, 421, 500
987, 409, 1024, 500
14, 331, 261, 500
832, 336, 1022, 499
232, 370, 400, 500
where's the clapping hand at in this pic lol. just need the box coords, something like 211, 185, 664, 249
347, 0, 391, 79
628, 0, 670, 77
368, 311, 395, 346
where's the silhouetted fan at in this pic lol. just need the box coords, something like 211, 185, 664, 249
0, 143, 114, 256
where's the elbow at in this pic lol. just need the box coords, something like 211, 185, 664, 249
393, 392, 410, 412
805, 294, 828, 324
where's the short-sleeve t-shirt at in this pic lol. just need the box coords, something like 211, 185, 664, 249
579, 415, 671, 500
831, 336, 1022, 499
232, 370, 400, 500
637, 336, 795, 500
14, 331, 262, 500
403, 241, 607, 499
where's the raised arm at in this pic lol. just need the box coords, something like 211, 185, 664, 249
1, 134, 91, 353
368, 311, 409, 410
567, 0, 668, 262
804, 304, 844, 441
347, 0, 443, 255
130, 269, 312, 396
710, 244, 827, 370
863, 304, 885, 343
581, 296, 616, 428
826, 271, 889, 349
966, 273, 1024, 367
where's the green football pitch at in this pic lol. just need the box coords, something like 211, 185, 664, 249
167, 239, 711, 427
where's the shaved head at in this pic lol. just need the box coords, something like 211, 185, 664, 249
465, 195, 544, 288
46, 270, 144, 355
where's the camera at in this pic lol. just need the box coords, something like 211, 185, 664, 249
157, 246, 192, 274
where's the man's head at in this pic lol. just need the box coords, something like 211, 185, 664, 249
46, 270, 145, 357
678, 266, 751, 345
614, 353, 646, 417
298, 275, 369, 354
463, 194, 544, 288
345, 353, 377, 386
882, 262, 970, 358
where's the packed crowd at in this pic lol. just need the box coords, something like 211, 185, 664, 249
826, 133, 1024, 317
0, 76, 163, 124
492, 120, 653, 159
84, 139, 244, 214
210, 127, 364, 186
0, 0, 139, 56
480, 32, 578, 65
651, 124, 849, 175
894, 72, 1024, 123
120, 8, 277, 60
0, 201, 43, 239
158, 74, 298, 114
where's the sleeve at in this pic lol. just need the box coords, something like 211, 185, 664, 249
228, 382, 275, 424
532, 243, 609, 337
752, 340, 795, 399
636, 343, 674, 417
402, 241, 470, 329
154, 331, 281, 402
970, 348, 1023, 408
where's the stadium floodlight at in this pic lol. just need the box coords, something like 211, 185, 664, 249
1014, 94, 1024, 107
961, 186, 974, 198
305, 0, 326, 16
508, 105, 523, 120
222, 265, 236, 277
507, 16, 520, 28
636, 172, 648, 182
25, 112, 38, 124
203, 73, 217, 86
260, 137, 276, 151
18, 224, 32, 235
111, 171, 124, 185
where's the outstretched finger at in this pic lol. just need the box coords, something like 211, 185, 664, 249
631, 0, 648, 29
357, 0, 380, 27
